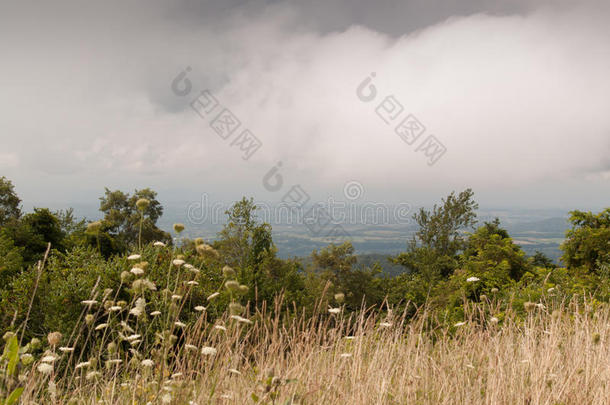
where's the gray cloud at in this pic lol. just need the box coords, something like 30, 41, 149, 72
0, 0, 609, 209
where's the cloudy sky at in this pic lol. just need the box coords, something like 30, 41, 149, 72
1, 0, 609, 211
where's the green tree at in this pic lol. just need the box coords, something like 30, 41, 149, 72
392, 189, 479, 279
0, 177, 21, 226
99, 188, 169, 249
560, 208, 610, 273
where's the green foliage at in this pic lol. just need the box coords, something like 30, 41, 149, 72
0, 177, 21, 227
561, 208, 610, 273
99, 187, 170, 249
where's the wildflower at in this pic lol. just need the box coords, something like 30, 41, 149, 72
334, 292, 345, 303
126, 334, 141, 341
75, 361, 90, 369
547, 287, 555, 293
81, 300, 98, 306
214, 325, 227, 332
524, 302, 536, 312
328, 307, 341, 314
37, 363, 54, 374
185, 344, 198, 351
222, 266, 236, 278
490, 317, 499, 324
379, 322, 392, 328
173, 223, 185, 233
154, 241, 166, 247
109, 306, 122, 312
105, 359, 123, 367
454, 322, 466, 327
344, 336, 356, 340
230, 315, 253, 324
171, 372, 183, 379
229, 303, 244, 315
59, 347, 74, 353
136, 198, 150, 211
238, 285, 249, 295
120, 321, 135, 333
2, 331, 15, 342
201, 346, 217, 356
41, 355, 57, 363
95, 323, 108, 330
47, 332, 62, 346
128, 254, 141, 261
466, 277, 480, 282
194, 306, 206, 312
174, 321, 186, 328
30, 338, 41, 350
536, 303, 546, 310
86, 371, 101, 380
207, 292, 220, 301
172, 259, 185, 267
186, 280, 199, 286
225, 280, 239, 291
21, 354, 34, 366
150, 311, 161, 316
228, 369, 241, 375
491, 288, 499, 293
141, 359, 154, 367
196, 244, 218, 257
171, 294, 182, 300
85, 314, 95, 324
340, 353, 352, 358
130, 267, 145, 275
130, 297, 146, 317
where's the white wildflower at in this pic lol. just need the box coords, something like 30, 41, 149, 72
172, 259, 185, 267
37, 363, 54, 374
109, 306, 122, 312
130, 267, 145, 275
174, 321, 186, 328
379, 322, 392, 328
141, 359, 154, 367
171, 294, 182, 300
186, 280, 199, 286
214, 325, 227, 332
228, 369, 241, 375
230, 315, 253, 324
75, 361, 90, 369
41, 355, 57, 363
153, 241, 166, 247
466, 277, 480, 282
185, 344, 198, 351
340, 353, 352, 358
201, 346, 217, 356
128, 254, 141, 261
328, 307, 341, 314
81, 300, 98, 306
207, 292, 220, 301
194, 306, 206, 312
150, 311, 161, 316
59, 347, 74, 353
86, 371, 101, 380
454, 321, 466, 327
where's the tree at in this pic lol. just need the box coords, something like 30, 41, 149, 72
98, 188, 169, 249
309, 242, 382, 310
217, 197, 274, 299
561, 208, 610, 273
392, 189, 479, 279
0, 177, 21, 226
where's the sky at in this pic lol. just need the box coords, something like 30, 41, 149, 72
1, 0, 609, 213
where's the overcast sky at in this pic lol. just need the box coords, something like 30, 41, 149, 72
1, 0, 609, 211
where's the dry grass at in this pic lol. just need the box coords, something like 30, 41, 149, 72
18, 298, 610, 405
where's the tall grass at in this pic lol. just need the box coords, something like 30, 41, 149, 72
3, 236, 609, 404
11, 298, 610, 404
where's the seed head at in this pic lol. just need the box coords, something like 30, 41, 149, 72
136, 198, 150, 211
47, 331, 62, 346
173, 223, 185, 233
